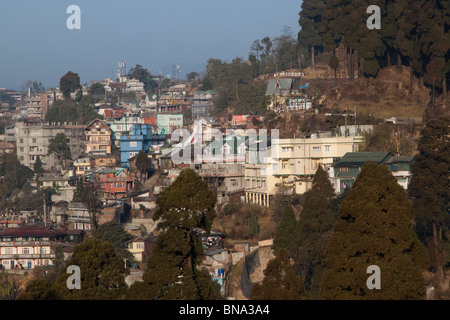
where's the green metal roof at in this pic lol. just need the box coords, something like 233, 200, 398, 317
335, 152, 392, 167
384, 156, 414, 164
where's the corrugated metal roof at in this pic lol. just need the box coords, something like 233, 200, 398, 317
265, 78, 292, 95
335, 152, 391, 167
1, 226, 67, 237
384, 156, 414, 164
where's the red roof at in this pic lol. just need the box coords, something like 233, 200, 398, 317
0, 226, 67, 238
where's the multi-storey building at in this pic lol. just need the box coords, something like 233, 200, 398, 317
15, 121, 85, 170
84, 119, 112, 155
90, 167, 135, 200
332, 152, 413, 193
119, 124, 165, 168
244, 134, 363, 206
0, 226, 67, 270
107, 115, 142, 147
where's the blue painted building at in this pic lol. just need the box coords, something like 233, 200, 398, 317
119, 124, 165, 168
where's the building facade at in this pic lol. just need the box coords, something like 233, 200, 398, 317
119, 124, 165, 168
15, 121, 85, 170
84, 119, 112, 155
0, 226, 67, 270
245, 135, 363, 206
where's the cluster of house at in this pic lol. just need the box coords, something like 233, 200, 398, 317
157, 125, 413, 211
0, 72, 416, 295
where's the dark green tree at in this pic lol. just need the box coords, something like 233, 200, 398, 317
319, 162, 429, 300
81, 182, 103, 232
88, 83, 106, 99
135, 150, 152, 181
409, 117, 450, 290
33, 156, 44, 177
274, 205, 297, 252
298, 0, 327, 68
72, 177, 85, 202
0, 152, 34, 200
329, 54, 339, 78
128, 64, 157, 92
45, 97, 100, 125
60, 71, 81, 99
186, 72, 199, 82
47, 133, 71, 168
270, 185, 296, 223
53, 238, 128, 300
291, 165, 337, 298
93, 221, 132, 251
17, 279, 59, 300
135, 169, 220, 300
250, 249, 309, 300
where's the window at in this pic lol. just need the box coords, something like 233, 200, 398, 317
4, 248, 13, 254
130, 152, 138, 158
19, 147, 24, 152
22, 248, 30, 254
340, 167, 349, 172
312, 146, 321, 152
325, 145, 331, 152
129, 141, 137, 147
40, 248, 47, 254
135, 243, 144, 249
281, 147, 293, 153
19, 139, 23, 144
32, 138, 36, 143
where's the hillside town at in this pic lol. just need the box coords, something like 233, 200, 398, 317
0, 0, 448, 305
0, 61, 438, 299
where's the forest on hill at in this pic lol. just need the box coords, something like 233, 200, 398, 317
198, 0, 449, 120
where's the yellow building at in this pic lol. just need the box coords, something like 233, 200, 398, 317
84, 119, 112, 155
126, 236, 157, 262
245, 134, 363, 206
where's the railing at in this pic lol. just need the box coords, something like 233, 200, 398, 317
0, 241, 51, 246
0, 253, 55, 259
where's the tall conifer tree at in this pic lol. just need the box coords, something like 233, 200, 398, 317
291, 165, 337, 298
319, 162, 429, 300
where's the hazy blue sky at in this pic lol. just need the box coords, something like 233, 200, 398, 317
0, 0, 301, 90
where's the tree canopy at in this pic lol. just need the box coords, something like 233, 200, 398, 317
60, 71, 81, 99
47, 133, 71, 168
130, 169, 221, 300
319, 162, 429, 300
409, 117, 450, 289
53, 238, 128, 300
45, 96, 101, 125
291, 165, 338, 298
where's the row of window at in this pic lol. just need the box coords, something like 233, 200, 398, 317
281, 145, 332, 153
2, 247, 48, 254
100, 182, 126, 189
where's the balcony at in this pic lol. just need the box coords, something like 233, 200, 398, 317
0, 253, 55, 259
0, 241, 52, 246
